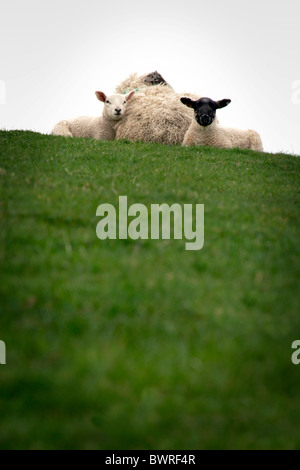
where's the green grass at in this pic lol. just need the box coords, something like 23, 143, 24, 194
0, 130, 299, 450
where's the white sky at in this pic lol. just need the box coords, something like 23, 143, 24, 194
0, 0, 299, 154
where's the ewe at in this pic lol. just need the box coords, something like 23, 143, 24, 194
51, 91, 135, 140
181, 97, 263, 151
116, 71, 172, 93
114, 73, 202, 145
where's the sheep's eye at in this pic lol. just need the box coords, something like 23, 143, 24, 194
106, 100, 111, 104
123, 101, 126, 104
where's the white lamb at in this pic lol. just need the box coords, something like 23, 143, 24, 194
51, 90, 135, 140
181, 97, 263, 151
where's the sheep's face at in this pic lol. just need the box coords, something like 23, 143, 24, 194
181, 97, 231, 127
95, 91, 135, 121
141, 71, 169, 86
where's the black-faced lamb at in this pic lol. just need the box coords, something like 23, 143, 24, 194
181, 97, 263, 151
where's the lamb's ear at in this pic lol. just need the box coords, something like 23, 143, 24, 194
181, 97, 195, 108
95, 91, 106, 103
215, 99, 231, 109
125, 90, 135, 101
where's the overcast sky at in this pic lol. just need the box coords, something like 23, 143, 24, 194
1, 0, 299, 154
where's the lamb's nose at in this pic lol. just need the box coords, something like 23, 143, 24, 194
115, 108, 121, 114
201, 115, 210, 126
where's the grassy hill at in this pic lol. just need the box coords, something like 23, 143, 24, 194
0, 130, 299, 449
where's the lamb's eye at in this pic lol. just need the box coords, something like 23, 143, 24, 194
106, 100, 111, 104
123, 101, 126, 104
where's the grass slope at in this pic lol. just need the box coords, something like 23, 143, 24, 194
0, 130, 300, 450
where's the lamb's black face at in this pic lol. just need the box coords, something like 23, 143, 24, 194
181, 96, 231, 127
194, 98, 217, 127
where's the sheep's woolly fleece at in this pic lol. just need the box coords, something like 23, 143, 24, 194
183, 120, 263, 151
51, 116, 116, 140
114, 73, 202, 145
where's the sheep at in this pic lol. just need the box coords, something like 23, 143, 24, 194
140, 70, 173, 89
115, 71, 171, 94
181, 97, 263, 151
115, 71, 173, 95
114, 72, 202, 145
51, 90, 135, 139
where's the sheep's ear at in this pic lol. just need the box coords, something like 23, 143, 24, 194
181, 97, 195, 108
215, 99, 231, 109
125, 90, 135, 101
95, 91, 106, 103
